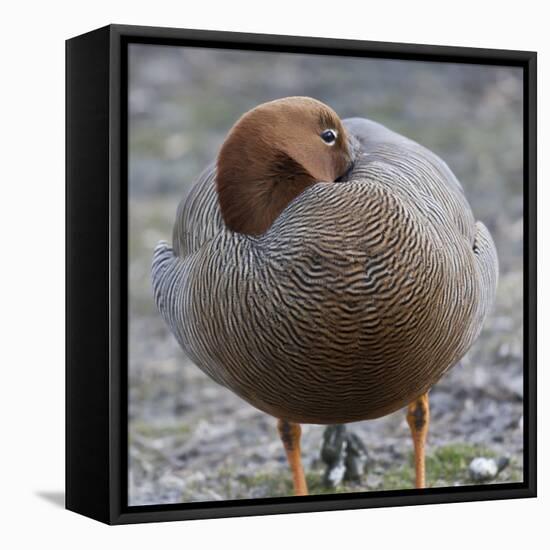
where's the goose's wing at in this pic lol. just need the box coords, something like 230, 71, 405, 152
344, 117, 476, 244
345, 116, 498, 343
344, 117, 412, 150
152, 162, 226, 368
171, 163, 225, 258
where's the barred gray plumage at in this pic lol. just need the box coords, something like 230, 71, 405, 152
152, 118, 498, 425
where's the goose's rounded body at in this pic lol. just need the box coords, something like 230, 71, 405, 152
152, 116, 498, 425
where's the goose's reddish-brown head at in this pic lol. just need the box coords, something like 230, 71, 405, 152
216, 97, 353, 235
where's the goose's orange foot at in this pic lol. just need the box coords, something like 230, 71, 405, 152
406, 392, 430, 489
277, 419, 308, 496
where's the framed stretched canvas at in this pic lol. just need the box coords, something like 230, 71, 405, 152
66, 24, 537, 525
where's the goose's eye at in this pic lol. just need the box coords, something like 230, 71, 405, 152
320, 129, 338, 146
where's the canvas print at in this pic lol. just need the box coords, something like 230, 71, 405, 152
128, 44, 524, 506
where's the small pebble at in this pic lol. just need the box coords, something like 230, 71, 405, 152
469, 457, 498, 481
469, 456, 509, 482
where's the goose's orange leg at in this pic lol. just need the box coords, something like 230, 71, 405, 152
277, 419, 308, 496
406, 392, 430, 488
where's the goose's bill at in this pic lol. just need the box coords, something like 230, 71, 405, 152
335, 160, 355, 182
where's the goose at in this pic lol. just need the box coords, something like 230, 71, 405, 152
152, 96, 498, 496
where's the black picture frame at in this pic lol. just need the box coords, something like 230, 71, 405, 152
66, 23, 537, 525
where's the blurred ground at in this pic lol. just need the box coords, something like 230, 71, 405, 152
128, 44, 524, 505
